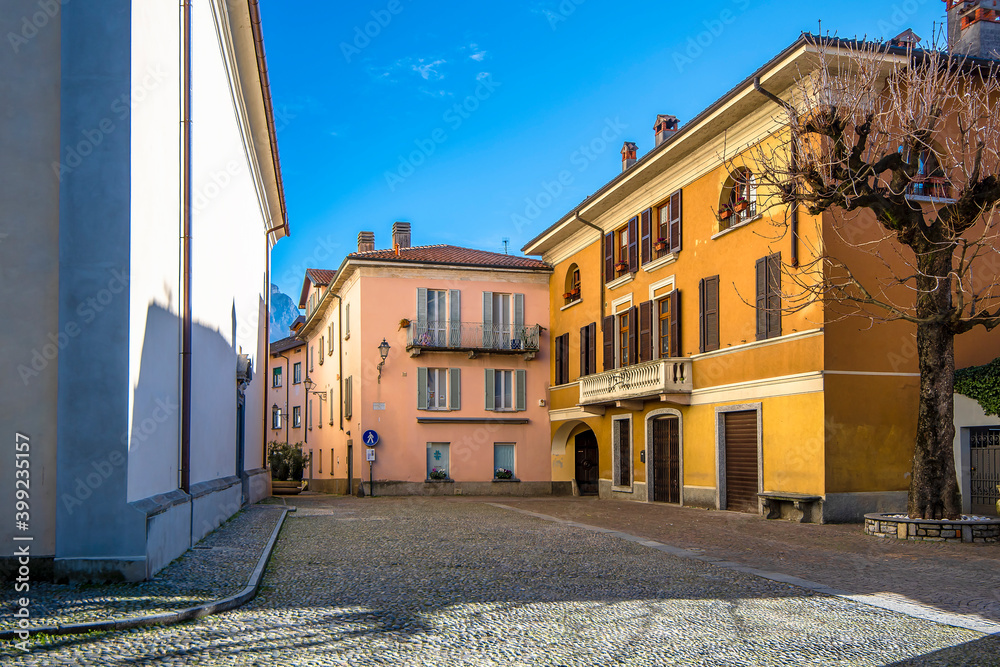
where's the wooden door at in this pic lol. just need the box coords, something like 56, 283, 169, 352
575, 431, 599, 496
652, 417, 680, 503
724, 411, 758, 512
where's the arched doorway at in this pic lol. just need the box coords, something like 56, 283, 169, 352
649, 415, 680, 503
574, 431, 599, 495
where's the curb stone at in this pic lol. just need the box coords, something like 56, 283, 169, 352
488, 502, 1000, 636
0, 506, 293, 641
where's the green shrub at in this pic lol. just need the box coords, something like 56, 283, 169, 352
267, 441, 311, 481
955, 357, 1000, 417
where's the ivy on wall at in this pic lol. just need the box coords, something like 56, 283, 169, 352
955, 357, 1000, 417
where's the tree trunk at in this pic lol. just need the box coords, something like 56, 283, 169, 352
907, 253, 962, 519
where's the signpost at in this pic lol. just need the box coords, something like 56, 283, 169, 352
363, 430, 378, 496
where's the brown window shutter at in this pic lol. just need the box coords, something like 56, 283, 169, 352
602, 315, 615, 371
669, 190, 682, 252
627, 216, 639, 273
638, 300, 653, 362
755, 257, 767, 340
669, 290, 681, 357
554, 334, 564, 385
699, 278, 706, 354
628, 305, 639, 365
705, 276, 720, 352
604, 231, 614, 284
579, 325, 591, 377
767, 254, 781, 338
640, 208, 652, 265
588, 322, 597, 375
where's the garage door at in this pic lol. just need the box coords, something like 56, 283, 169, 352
724, 410, 759, 513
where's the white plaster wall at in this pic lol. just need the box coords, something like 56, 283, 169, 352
953, 393, 1000, 514
188, 0, 270, 486
127, 0, 182, 502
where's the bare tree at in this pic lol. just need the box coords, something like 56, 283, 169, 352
742, 36, 1000, 520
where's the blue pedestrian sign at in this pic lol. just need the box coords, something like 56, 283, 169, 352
362, 429, 379, 447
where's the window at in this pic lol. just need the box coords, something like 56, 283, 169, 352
308, 399, 313, 430
327, 323, 334, 355
318, 337, 324, 365
654, 190, 682, 257
417, 368, 461, 410
482, 291, 525, 350
603, 216, 637, 282
756, 254, 781, 340
426, 368, 448, 409
905, 147, 950, 199
329, 388, 335, 425
271, 406, 281, 429
292, 406, 301, 428
485, 369, 526, 411
317, 395, 323, 429
613, 417, 631, 488
554, 333, 570, 385
722, 170, 757, 229
494, 444, 515, 479
318, 449, 322, 474
579, 322, 597, 377
309, 345, 314, 372
699, 276, 720, 353
272, 366, 282, 387
344, 376, 353, 419
427, 443, 450, 479
618, 310, 631, 367
563, 264, 581, 305
293, 362, 302, 384
658, 297, 672, 357
344, 303, 350, 338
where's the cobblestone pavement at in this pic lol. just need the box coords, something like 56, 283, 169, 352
3, 495, 998, 666
494, 497, 1000, 627
0, 504, 284, 632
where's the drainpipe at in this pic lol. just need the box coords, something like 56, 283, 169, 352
179, 0, 193, 495
753, 76, 799, 267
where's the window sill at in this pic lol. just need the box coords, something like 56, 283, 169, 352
425, 478, 454, 483
560, 298, 582, 311
606, 273, 634, 291
611, 485, 633, 493
711, 214, 762, 240
642, 252, 678, 273
905, 194, 956, 204
492, 477, 520, 482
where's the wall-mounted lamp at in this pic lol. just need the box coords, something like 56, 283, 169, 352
377, 338, 390, 383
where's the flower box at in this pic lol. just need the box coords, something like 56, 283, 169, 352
494, 468, 513, 480
562, 292, 574, 299
719, 207, 733, 220
654, 240, 669, 252
428, 468, 448, 480
614, 262, 629, 272
733, 200, 749, 213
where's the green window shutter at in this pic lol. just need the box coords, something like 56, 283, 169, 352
417, 287, 428, 329
449, 289, 461, 346
482, 292, 493, 347
515, 369, 527, 412
513, 293, 525, 329
485, 368, 495, 411
417, 367, 427, 410
449, 368, 461, 410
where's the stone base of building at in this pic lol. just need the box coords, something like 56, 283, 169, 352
306, 478, 361, 495
360, 480, 555, 496
552, 480, 575, 496
865, 513, 1000, 543
682, 486, 716, 509
822, 491, 908, 523
245, 467, 272, 504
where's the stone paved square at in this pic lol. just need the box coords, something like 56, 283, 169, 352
4, 496, 999, 666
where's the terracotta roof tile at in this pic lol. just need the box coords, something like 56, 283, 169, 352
269, 336, 305, 355
347, 244, 550, 270
306, 268, 337, 285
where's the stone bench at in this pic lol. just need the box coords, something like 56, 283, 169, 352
757, 492, 822, 523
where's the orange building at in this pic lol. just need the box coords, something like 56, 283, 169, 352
524, 34, 998, 522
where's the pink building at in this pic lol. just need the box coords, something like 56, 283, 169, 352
296, 222, 555, 495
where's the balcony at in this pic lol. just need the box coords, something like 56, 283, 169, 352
906, 176, 954, 202
579, 358, 693, 408
406, 320, 541, 360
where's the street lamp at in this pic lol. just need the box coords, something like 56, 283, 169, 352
377, 338, 390, 383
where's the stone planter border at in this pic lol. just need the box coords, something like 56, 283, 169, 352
864, 512, 1000, 543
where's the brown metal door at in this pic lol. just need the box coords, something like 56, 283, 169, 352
652, 417, 680, 503
970, 427, 1000, 516
575, 431, 599, 495
724, 411, 758, 512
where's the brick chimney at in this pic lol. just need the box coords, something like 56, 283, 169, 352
357, 231, 375, 253
654, 115, 679, 147
947, 0, 1000, 59
392, 221, 411, 255
621, 142, 638, 171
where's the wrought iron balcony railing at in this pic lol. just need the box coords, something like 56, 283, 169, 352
406, 320, 541, 356
579, 357, 692, 405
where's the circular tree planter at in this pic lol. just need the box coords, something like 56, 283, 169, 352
865, 513, 1000, 543
271, 480, 302, 496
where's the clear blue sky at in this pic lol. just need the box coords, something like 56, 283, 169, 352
260, 0, 949, 298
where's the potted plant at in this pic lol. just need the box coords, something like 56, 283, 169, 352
653, 237, 669, 252
494, 468, 513, 480
733, 198, 749, 213
719, 206, 733, 220
562, 292, 574, 299
570, 286, 580, 297
268, 441, 311, 495
398, 318, 411, 330
614, 261, 629, 273
429, 467, 448, 481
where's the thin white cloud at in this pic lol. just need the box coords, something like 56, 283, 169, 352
412, 58, 447, 80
